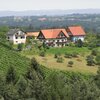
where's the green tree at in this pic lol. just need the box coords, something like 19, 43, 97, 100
76, 39, 83, 47
17, 43, 24, 51
95, 54, 100, 65
6, 66, 17, 84
86, 55, 95, 66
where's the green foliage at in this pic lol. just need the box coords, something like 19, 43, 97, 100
76, 39, 83, 47
17, 43, 24, 51
0, 41, 30, 75
71, 52, 78, 57
39, 51, 45, 57
6, 66, 17, 84
91, 49, 98, 56
68, 61, 74, 67
95, 54, 100, 65
64, 52, 72, 58
57, 57, 64, 63
31, 57, 39, 71
54, 52, 61, 58
86, 55, 95, 66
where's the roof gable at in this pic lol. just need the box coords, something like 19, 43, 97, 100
26, 32, 39, 37
40, 29, 69, 39
7, 29, 26, 35
68, 26, 86, 36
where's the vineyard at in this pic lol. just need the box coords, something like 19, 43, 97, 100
0, 41, 30, 75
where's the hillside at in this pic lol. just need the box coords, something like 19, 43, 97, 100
0, 41, 30, 75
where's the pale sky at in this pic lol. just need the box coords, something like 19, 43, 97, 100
0, 0, 100, 11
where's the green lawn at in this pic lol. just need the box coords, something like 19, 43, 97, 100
21, 46, 100, 75
46, 46, 90, 54
26, 54, 98, 75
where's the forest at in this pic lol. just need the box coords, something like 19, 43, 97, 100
0, 14, 100, 33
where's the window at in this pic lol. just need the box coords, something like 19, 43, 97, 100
21, 36, 25, 39
57, 40, 59, 42
8, 37, 10, 39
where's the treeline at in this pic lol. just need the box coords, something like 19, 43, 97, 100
0, 14, 100, 33
0, 57, 100, 100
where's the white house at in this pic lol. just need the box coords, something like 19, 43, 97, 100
66, 26, 86, 42
7, 29, 26, 44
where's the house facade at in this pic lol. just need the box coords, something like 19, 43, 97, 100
7, 29, 26, 44
37, 29, 69, 47
67, 26, 86, 42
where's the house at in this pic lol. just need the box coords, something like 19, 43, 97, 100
66, 26, 86, 42
26, 32, 39, 39
7, 29, 26, 44
37, 29, 69, 47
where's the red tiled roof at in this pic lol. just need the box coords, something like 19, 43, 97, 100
26, 32, 39, 37
68, 26, 86, 36
41, 29, 69, 39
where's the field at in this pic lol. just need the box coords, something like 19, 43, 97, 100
0, 42, 30, 75
22, 47, 99, 75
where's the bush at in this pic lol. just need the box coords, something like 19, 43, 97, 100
76, 39, 83, 47
17, 43, 24, 51
71, 52, 78, 57
57, 57, 63, 63
86, 55, 95, 66
64, 52, 72, 58
68, 42, 75, 47
39, 51, 45, 57
91, 49, 98, 56
54, 52, 61, 58
68, 61, 74, 67
95, 54, 100, 65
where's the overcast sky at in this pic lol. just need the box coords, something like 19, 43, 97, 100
0, 0, 100, 11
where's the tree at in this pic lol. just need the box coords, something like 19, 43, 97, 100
91, 49, 98, 56
16, 76, 27, 98
31, 57, 39, 71
6, 66, 17, 84
86, 55, 95, 66
95, 54, 100, 65
76, 39, 83, 47
17, 43, 24, 51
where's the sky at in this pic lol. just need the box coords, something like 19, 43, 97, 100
0, 0, 100, 11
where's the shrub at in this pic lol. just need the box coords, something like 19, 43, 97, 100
95, 54, 100, 65
17, 43, 24, 51
91, 49, 98, 56
64, 53, 72, 58
68, 61, 74, 67
71, 52, 78, 57
54, 52, 61, 58
86, 55, 95, 66
76, 39, 83, 47
39, 51, 45, 57
57, 57, 63, 63
68, 42, 75, 47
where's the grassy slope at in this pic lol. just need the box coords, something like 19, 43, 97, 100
22, 47, 99, 75
0, 42, 30, 75
46, 47, 90, 54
